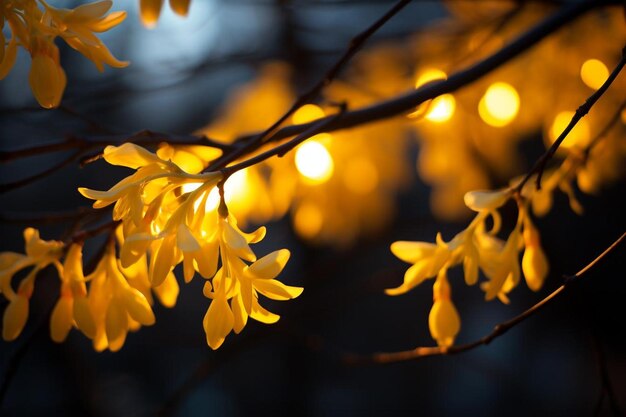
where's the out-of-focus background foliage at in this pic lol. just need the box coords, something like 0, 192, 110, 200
1, 1, 625, 415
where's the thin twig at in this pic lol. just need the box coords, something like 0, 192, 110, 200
344, 231, 626, 365
514, 44, 626, 193
208, 0, 412, 170
220, 104, 346, 179
0, 150, 83, 194
584, 99, 626, 159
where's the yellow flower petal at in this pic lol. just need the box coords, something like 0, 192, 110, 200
50, 297, 74, 342
250, 299, 280, 324
253, 279, 303, 301
105, 299, 128, 352
122, 287, 155, 325
464, 189, 510, 212
2, 295, 29, 341
153, 272, 179, 308
203, 295, 234, 350
169, 0, 191, 16
29, 53, 67, 109
231, 293, 248, 334
428, 298, 460, 348
140, 0, 164, 28
247, 249, 290, 280
390, 241, 437, 264
103, 143, 162, 169
73, 296, 96, 338
150, 235, 177, 286
0, 36, 18, 80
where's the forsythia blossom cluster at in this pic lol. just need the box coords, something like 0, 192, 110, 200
388, 183, 555, 348
1, 143, 302, 350
0, 0, 127, 108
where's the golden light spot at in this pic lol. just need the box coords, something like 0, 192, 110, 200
181, 182, 202, 194
549, 111, 590, 149
580, 59, 609, 90
344, 157, 379, 194
295, 140, 334, 184
425, 95, 455, 123
621, 108, 626, 124
201, 169, 250, 212
415, 68, 447, 88
413, 68, 456, 123
293, 104, 325, 124
478, 82, 520, 127
293, 203, 323, 239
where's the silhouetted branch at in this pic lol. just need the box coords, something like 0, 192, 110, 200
514, 44, 626, 193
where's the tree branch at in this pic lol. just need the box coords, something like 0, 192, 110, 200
208, 0, 618, 171
344, 231, 626, 365
514, 44, 626, 193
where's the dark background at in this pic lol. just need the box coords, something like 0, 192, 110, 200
1, 1, 625, 416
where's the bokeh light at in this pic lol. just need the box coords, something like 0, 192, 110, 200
413, 68, 456, 123
295, 140, 334, 184
580, 59, 609, 90
549, 111, 591, 149
293, 203, 323, 239
478, 82, 520, 127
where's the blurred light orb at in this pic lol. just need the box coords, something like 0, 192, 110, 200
580, 59, 609, 90
293, 203, 323, 239
185, 169, 250, 212
295, 140, 334, 183
414, 68, 456, 123
344, 157, 379, 194
425, 95, 456, 123
293, 104, 325, 124
549, 111, 590, 149
478, 82, 520, 127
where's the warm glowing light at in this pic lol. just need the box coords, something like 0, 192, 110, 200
295, 140, 334, 183
293, 104, 325, 124
415, 69, 447, 88
425, 95, 455, 123
478, 82, 520, 127
413, 69, 455, 123
580, 59, 609, 90
186, 170, 250, 212
621, 108, 626, 124
344, 157, 379, 194
549, 111, 590, 149
293, 203, 323, 239
181, 182, 202, 194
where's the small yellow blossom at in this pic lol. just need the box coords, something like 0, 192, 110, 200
1, 228, 64, 341
50, 243, 96, 342
139, 0, 192, 28
429, 270, 460, 347
1, 0, 127, 108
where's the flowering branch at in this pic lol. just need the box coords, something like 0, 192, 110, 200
344, 231, 626, 365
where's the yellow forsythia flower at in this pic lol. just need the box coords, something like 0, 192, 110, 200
79, 142, 301, 350
50, 243, 97, 342
1, 0, 127, 108
1, 228, 64, 341
521, 215, 549, 291
429, 270, 460, 348
139, 0, 192, 28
